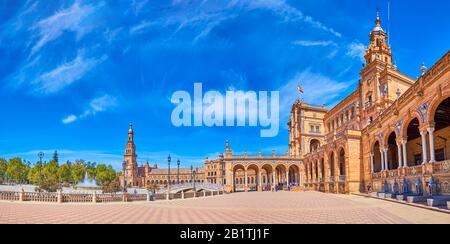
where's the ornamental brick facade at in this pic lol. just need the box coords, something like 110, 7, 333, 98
297, 13, 450, 195
121, 13, 450, 196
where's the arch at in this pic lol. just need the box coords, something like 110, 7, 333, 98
329, 151, 335, 177
261, 164, 274, 191
246, 164, 260, 192
310, 139, 321, 153
373, 141, 382, 172
232, 164, 246, 192
383, 128, 399, 147
431, 96, 450, 161
405, 118, 422, 166
386, 131, 399, 170
427, 90, 450, 125
338, 148, 346, 176
288, 164, 300, 186
275, 164, 287, 189
401, 113, 423, 139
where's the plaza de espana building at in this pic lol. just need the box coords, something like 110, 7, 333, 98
121, 14, 450, 196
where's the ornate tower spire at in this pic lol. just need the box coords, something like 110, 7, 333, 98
128, 121, 134, 141
124, 121, 137, 181
364, 10, 392, 66
225, 140, 232, 158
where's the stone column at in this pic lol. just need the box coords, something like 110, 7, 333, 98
258, 170, 263, 192
286, 170, 290, 186
272, 170, 276, 189
334, 153, 339, 194
92, 192, 97, 203
420, 129, 428, 164
380, 149, 385, 171
370, 153, 375, 173
244, 170, 248, 192
384, 149, 389, 171
397, 142, 403, 169
402, 140, 408, 168
428, 127, 436, 163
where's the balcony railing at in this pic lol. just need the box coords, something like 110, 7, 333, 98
338, 175, 346, 182
433, 160, 450, 174
405, 166, 423, 176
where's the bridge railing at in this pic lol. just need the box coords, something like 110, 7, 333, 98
158, 183, 224, 193
0, 189, 226, 204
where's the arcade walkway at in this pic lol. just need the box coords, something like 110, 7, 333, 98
0, 192, 448, 224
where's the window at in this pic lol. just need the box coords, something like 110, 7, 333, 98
315, 126, 320, 133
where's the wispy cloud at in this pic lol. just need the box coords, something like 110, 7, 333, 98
279, 69, 354, 119
131, 0, 341, 42
293, 40, 337, 47
347, 41, 366, 63
32, 51, 107, 95
235, 0, 342, 37
30, 1, 103, 56
62, 94, 117, 124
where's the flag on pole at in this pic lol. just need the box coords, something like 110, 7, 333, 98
297, 85, 304, 94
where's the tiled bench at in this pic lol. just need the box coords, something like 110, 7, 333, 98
427, 196, 450, 207
407, 196, 428, 203
396, 194, 420, 201
385, 193, 397, 199
447, 201, 450, 210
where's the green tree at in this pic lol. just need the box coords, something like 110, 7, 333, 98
58, 163, 72, 183
36, 160, 61, 192
95, 164, 117, 185
71, 162, 85, 183
6, 158, 29, 184
27, 162, 44, 185
0, 158, 7, 183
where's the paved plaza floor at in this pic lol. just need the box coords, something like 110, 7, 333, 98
0, 192, 448, 224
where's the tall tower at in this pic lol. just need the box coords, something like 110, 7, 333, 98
124, 121, 137, 182
365, 10, 392, 66
359, 10, 414, 129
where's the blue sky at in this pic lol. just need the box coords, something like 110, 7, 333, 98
1, 0, 449, 170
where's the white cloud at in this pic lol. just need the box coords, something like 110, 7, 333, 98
32, 51, 106, 94
293, 40, 337, 47
347, 41, 366, 63
62, 115, 77, 124
236, 0, 342, 37
132, 0, 341, 41
279, 69, 354, 120
30, 1, 103, 56
62, 95, 117, 124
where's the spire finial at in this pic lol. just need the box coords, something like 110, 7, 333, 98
376, 8, 381, 26
128, 120, 133, 133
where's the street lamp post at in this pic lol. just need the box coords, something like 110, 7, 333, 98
177, 159, 180, 184
38, 152, 44, 164
167, 155, 171, 189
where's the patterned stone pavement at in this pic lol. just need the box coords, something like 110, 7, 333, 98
0, 192, 449, 224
